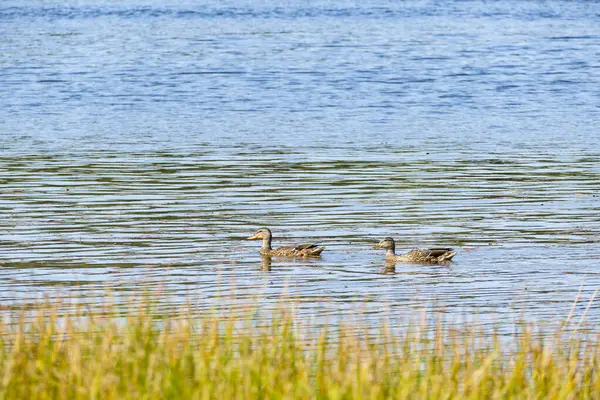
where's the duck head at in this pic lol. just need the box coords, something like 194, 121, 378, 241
372, 237, 396, 254
247, 227, 272, 241
247, 227, 273, 250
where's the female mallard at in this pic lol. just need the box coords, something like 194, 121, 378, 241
247, 228, 325, 257
372, 237, 456, 264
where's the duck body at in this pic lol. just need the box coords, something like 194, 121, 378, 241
373, 237, 456, 264
248, 228, 325, 257
261, 243, 325, 257
393, 248, 457, 263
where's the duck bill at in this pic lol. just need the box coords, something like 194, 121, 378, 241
247, 234, 259, 240
371, 244, 381, 250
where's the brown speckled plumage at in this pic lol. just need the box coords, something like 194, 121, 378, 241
247, 228, 325, 257
372, 237, 456, 264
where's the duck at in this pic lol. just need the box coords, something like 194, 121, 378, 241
247, 227, 325, 257
372, 237, 456, 264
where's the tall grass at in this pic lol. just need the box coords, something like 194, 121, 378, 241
0, 298, 598, 399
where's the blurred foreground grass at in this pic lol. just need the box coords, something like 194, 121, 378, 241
0, 296, 599, 400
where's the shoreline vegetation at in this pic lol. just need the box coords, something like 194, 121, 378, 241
0, 295, 599, 399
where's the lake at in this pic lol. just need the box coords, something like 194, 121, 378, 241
1, 0, 599, 330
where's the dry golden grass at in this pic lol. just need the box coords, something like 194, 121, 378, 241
0, 296, 598, 399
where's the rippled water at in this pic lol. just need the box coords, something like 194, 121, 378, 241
1, 0, 599, 329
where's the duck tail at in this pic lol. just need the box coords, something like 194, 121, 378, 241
439, 251, 457, 262
311, 246, 325, 256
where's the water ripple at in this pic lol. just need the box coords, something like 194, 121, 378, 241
0, 0, 599, 330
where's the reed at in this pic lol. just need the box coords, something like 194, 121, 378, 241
0, 298, 598, 399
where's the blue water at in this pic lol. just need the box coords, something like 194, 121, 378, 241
0, 0, 599, 330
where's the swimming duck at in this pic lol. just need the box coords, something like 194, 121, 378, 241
372, 237, 456, 264
247, 228, 325, 257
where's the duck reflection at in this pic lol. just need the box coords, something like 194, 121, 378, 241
379, 260, 396, 275
260, 255, 272, 271
258, 254, 326, 272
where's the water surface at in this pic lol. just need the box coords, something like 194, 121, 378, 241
1, 0, 599, 329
